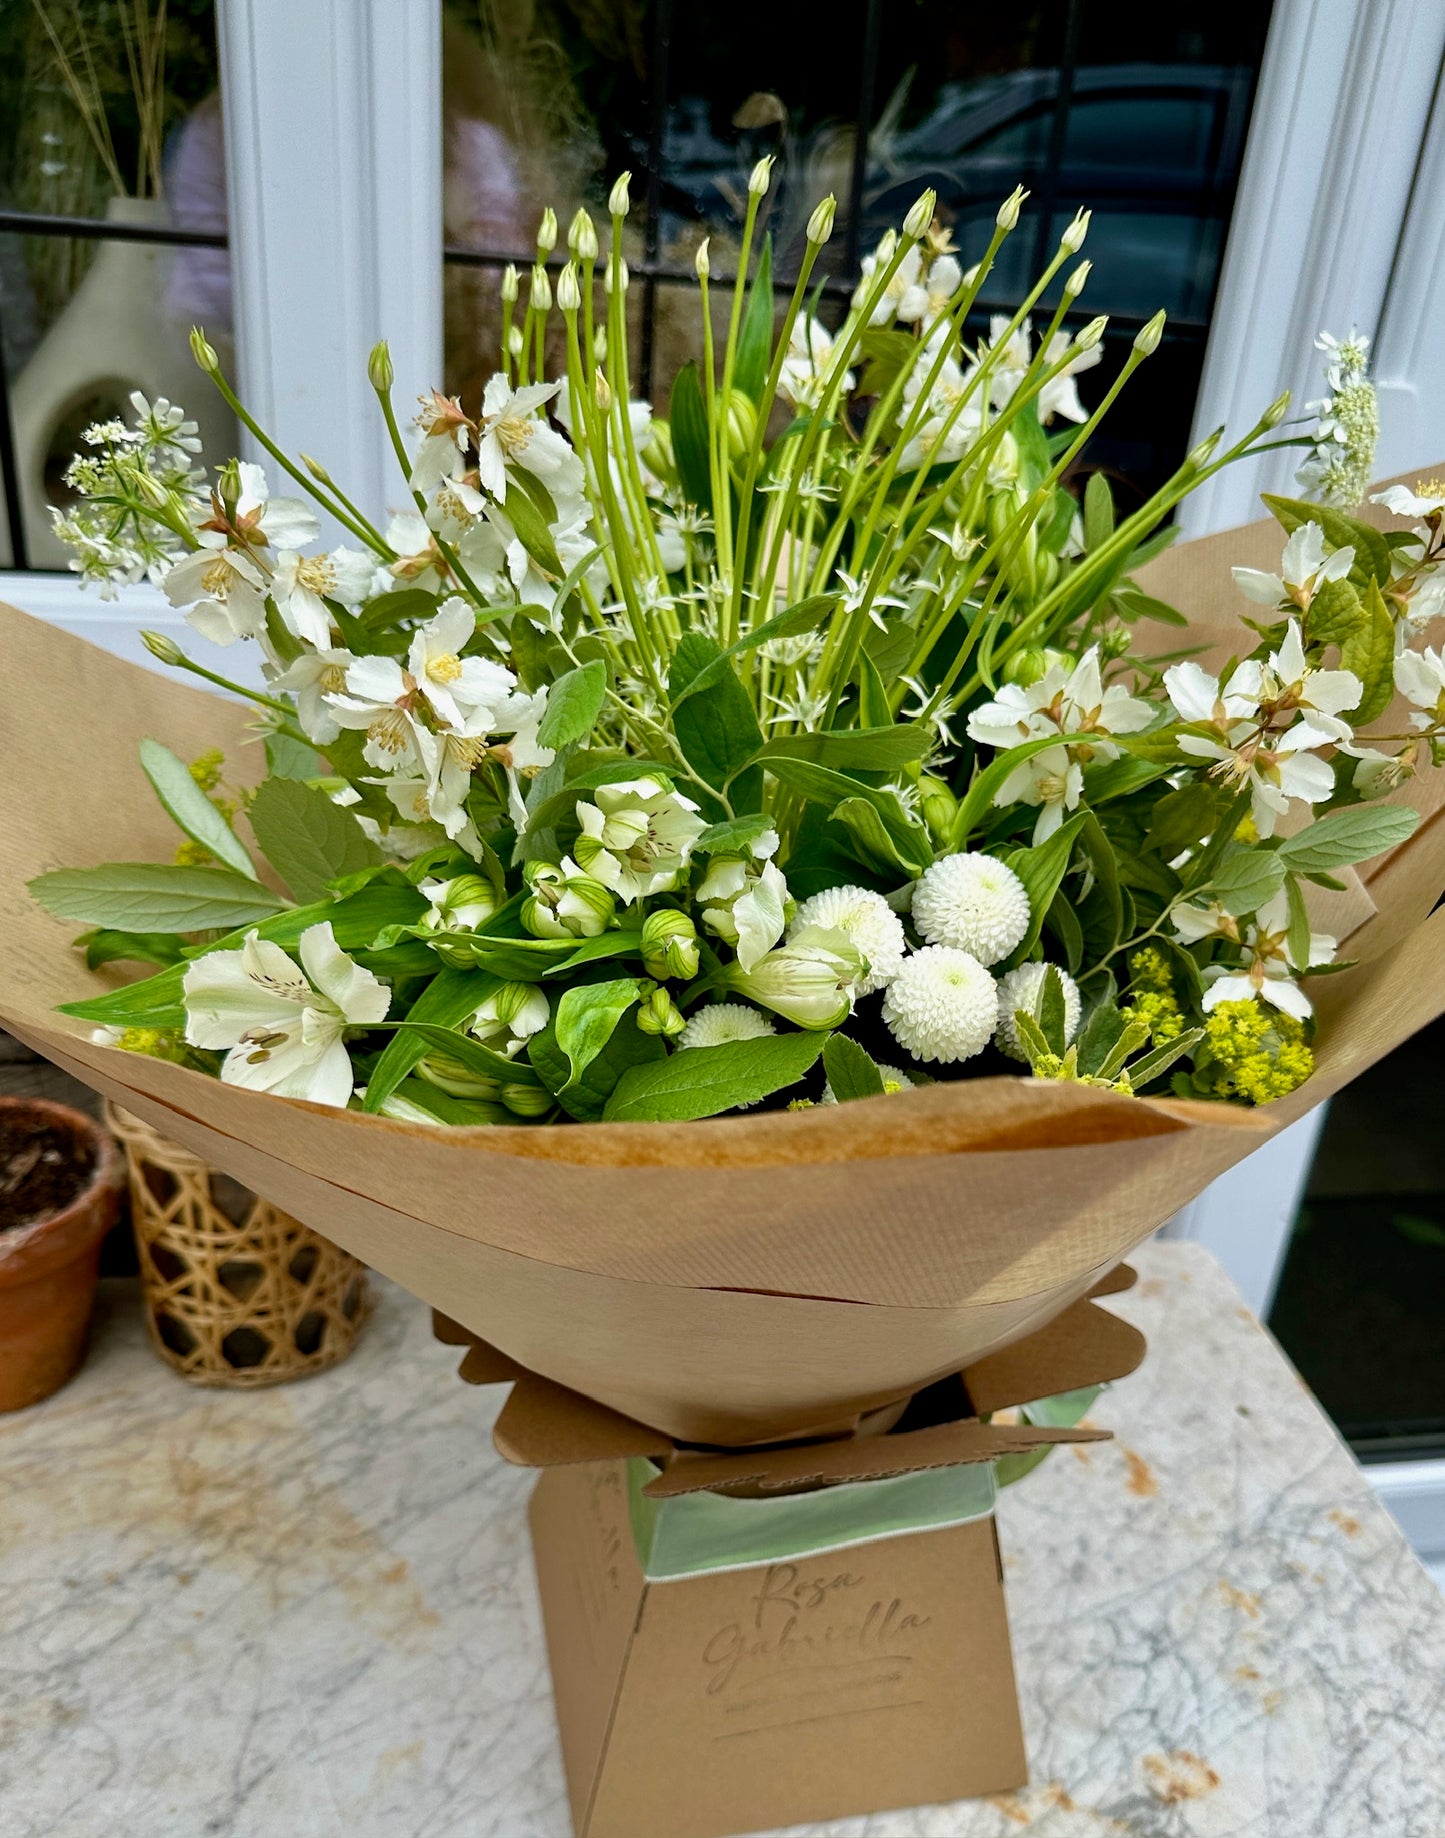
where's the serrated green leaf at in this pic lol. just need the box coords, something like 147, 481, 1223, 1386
1340, 577, 1397, 723
1304, 573, 1363, 649
138, 739, 256, 878
1075, 1001, 1127, 1078
537, 659, 608, 749
696, 813, 778, 855
247, 777, 381, 904
1262, 494, 1392, 587
602, 1030, 825, 1122
1283, 873, 1312, 976
264, 729, 326, 780
1276, 802, 1419, 873
822, 1033, 885, 1102
1208, 845, 1287, 917
29, 863, 286, 934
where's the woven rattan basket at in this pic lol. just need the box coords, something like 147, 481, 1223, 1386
104, 1103, 369, 1386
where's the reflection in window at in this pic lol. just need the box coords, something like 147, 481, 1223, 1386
442, 2, 1273, 504
0, 1, 231, 571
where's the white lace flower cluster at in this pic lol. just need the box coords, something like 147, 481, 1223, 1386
1297, 328, 1378, 508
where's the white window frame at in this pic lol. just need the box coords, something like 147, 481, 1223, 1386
1170, 0, 1445, 1569
0, 0, 442, 669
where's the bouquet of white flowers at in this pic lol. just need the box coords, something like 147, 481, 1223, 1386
5, 171, 1444, 1440
25, 170, 1442, 1130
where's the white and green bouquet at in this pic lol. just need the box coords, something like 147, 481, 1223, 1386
32, 169, 1444, 1128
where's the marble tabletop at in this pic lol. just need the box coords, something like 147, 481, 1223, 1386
1, 1241, 1442, 1838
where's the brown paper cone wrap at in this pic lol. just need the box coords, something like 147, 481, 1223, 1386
5, 489, 1445, 1440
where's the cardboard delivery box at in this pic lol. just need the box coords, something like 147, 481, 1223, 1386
436, 1268, 1146, 1838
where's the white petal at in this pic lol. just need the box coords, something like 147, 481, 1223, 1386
1164, 661, 1221, 723
1232, 567, 1286, 606
297, 922, 391, 1025
1261, 976, 1313, 1022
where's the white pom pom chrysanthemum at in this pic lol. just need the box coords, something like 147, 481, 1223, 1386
790, 885, 907, 994
819, 1064, 916, 1104
882, 946, 998, 1064
678, 1002, 777, 1051
994, 961, 1081, 1061
911, 852, 1031, 965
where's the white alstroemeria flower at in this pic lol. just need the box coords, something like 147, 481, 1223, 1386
326, 655, 430, 773
1037, 329, 1102, 425
475, 374, 579, 500
778, 315, 854, 409
697, 829, 783, 949
270, 546, 377, 650
268, 646, 354, 744
726, 925, 864, 1029
729, 859, 791, 973
1233, 521, 1354, 610
897, 253, 962, 327
165, 541, 267, 645
409, 390, 473, 492
573, 776, 706, 902
1395, 645, 1445, 728
470, 984, 550, 1057
1201, 891, 1335, 1022
1258, 620, 1362, 743
182, 922, 389, 1107
853, 236, 921, 326
406, 598, 519, 730
1370, 480, 1445, 523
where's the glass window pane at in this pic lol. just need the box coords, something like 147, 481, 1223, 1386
0, 1, 231, 571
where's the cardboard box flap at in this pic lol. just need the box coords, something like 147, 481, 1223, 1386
1086, 1262, 1136, 1297
641, 1419, 1108, 1497
493, 1369, 675, 1467
431, 1308, 478, 1348
961, 1295, 1146, 1416
458, 1340, 531, 1387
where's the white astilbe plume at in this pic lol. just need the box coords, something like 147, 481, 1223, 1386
911, 853, 1031, 965
882, 946, 998, 1064
789, 885, 907, 995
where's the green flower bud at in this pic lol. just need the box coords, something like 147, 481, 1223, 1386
640, 417, 675, 481
902, 189, 936, 241
807, 194, 837, 246
501, 1082, 554, 1117
1134, 310, 1166, 356
609, 171, 632, 218
490, 981, 542, 1029
536, 206, 558, 254
1059, 208, 1090, 255
641, 908, 701, 980
694, 238, 711, 280
1064, 259, 1091, 301
521, 860, 617, 939
557, 262, 581, 313
569, 207, 598, 262
189, 326, 220, 374
996, 186, 1027, 231
725, 389, 757, 459
501, 263, 520, 304
1075, 315, 1108, 351
1003, 645, 1069, 688
748, 155, 774, 198
917, 775, 958, 846
367, 340, 393, 391
604, 257, 629, 296
142, 629, 184, 666
636, 985, 687, 1038
531, 263, 553, 311
416, 1052, 499, 1100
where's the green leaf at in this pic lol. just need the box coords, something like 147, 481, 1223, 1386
1074, 1001, 1128, 1078
1128, 1027, 1204, 1089
385, 1076, 509, 1127
764, 756, 932, 873
755, 723, 930, 773
672, 595, 839, 708
602, 1030, 825, 1122
503, 482, 563, 579
529, 1011, 665, 1120
1083, 471, 1113, 553
696, 813, 778, 856
949, 736, 1070, 851
821, 1034, 885, 1102
1304, 574, 1363, 649
79, 928, 185, 971
1262, 494, 1392, 588
1037, 965, 1069, 1056
668, 633, 765, 802
537, 660, 608, 749
669, 361, 712, 510
1208, 845, 1287, 917
1045, 885, 1085, 974
1012, 1011, 1053, 1069
1001, 813, 1087, 961
733, 233, 774, 403
1283, 873, 1312, 976
1079, 813, 1126, 952
264, 729, 326, 780
362, 967, 498, 1112
1340, 577, 1397, 723
1012, 395, 1050, 493
388, 1022, 544, 1087
1146, 782, 1219, 859
29, 863, 286, 934
554, 978, 642, 1090
1276, 802, 1420, 873
1112, 584, 1187, 626
359, 587, 441, 631
138, 739, 256, 879
247, 777, 382, 904
828, 798, 924, 879
854, 648, 892, 729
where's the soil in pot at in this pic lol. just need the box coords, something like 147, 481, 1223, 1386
0, 1114, 94, 1233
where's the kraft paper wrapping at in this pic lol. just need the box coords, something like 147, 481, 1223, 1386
4, 490, 1444, 1441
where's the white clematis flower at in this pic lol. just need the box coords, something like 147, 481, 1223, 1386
182, 922, 389, 1107
1201, 891, 1335, 1022
1232, 521, 1354, 610
574, 776, 706, 902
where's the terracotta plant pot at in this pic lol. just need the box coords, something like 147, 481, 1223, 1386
0, 1097, 124, 1412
